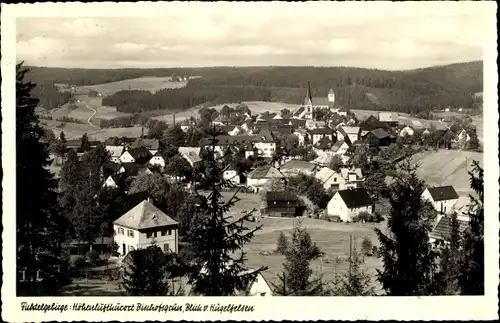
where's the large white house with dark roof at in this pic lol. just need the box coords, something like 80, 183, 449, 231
113, 199, 179, 256
421, 185, 459, 215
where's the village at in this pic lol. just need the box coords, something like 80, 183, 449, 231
36, 80, 482, 296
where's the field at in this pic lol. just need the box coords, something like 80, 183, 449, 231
351, 109, 451, 130
471, 114, 483, 143
41, 119, 143, 141
82, 77, 188, 96
407, 149, 483, 197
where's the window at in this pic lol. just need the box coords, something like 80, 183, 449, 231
146, 231, 157, 239
118, 227, 124, 235
334, 177, 337, 182
161, 229, 172, 236
129, 246, 135, 252
127, 230, 134, 238
163, 243, 170, 252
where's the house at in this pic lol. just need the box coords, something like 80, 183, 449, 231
243, 143, 257, 159
311, 153, 336, 168
337, 107, 348, 117
422, 128, 431, 136
456, 129, 471, 142
113, 199, 179, 256
278, 160, 317, 177
359, 115, 389, 132
421, 186, 459, 215
66, 139, 83, 152
340, 167, 364, 189
292, 106, 306, 119
121, 162, 152, 177
105, 145, 125, 163
119, 147, 153, 164
149, 153, 166, 168
337, 126, 361, 144
228, 126, 244, 136
191, 263, 273, 296
223, 166, 240, 185
246, 166, 285, 193
103, 173, 128, 189
331, 140, 350, 156
363, 128, 391, 147
399, 126, 415, 137
307, 127, 334, 145
178, 147, 202, 167
429, 215, 469, 245
327, 188, 374, 222
378, 112, 399, 126
102, 162, 125, 178
261, 191, 303, 218
253, 129, 276, 158
314, 167, 345, 191
132, 138, 162, 155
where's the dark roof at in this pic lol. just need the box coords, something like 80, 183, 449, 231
429, 216, 469, 241
266, 191, 299, 202
308, 127, 334, 135
293, 106, 305, 116
110, 173, 129, 189
103, 162, 122, 176
125, 191, 151, 206
315, 136, 333, 150
369, 128, 390, 139
123, 246, 167, 267
359, 115, 388, 131
66, 139, 82, 147
128, 147, 153, 160
199, 135, 255, 147
337, 188, 373, 208
121, 163, 140, 176
254, 129, 275, 143
427, 186, 459, 201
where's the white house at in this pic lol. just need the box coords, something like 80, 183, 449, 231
327, 188, 374, 222
279, 160, 317, 177
337, 126, 361, 144
378, 112, 399, 124
331, 140, 350, 156
246, 166, 284, 193
106, 145, 125, 163
178, 147, 202, 167
253, 129, 276, 158
307, 127, 334, 146
421, 186, 459, 216
149, 153, 166, 168
314, 167, 345, 191
399, 126, 415, 137
223, 167, 240, 185
103, 174, 125, 189
119, 149, 136, 163
113, 199, 179, 257
293, 129, 308, 146
457, 129, 471, 142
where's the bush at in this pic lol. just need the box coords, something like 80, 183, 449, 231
69, 256, 88, 270
371, 211, 384, 223
85, 250, 101, 266
276, 232, 289, 255
361, 237, 373, 256
372, 246, 380, 258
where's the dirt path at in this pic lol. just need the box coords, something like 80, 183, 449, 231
84, 104, 97, 125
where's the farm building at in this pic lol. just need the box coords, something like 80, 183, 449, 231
428, 215, 469, 245
363, 128, 392, 147
331, 140, 350, 156
314, 167, 345, 191
261, 191, 303, 218
378, 112, 399, 126
327, 188, 374, 222
337, 126, 361, 144
105, 145, 125, 163
279, 160, 317, 177
421, 185, 459, 215
113, 199, 179, 257
119, 147, 153, 164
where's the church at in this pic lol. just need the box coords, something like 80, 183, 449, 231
293, 81, 340, 119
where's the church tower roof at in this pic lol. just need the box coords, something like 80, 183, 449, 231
304, 81, 313, 105
328, 88, 335, 95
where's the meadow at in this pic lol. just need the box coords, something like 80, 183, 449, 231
408, 149, 483, 197
82, 76, 189, 96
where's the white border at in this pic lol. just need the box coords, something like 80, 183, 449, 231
2, 2, 498, 321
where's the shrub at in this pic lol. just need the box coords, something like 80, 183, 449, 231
69, 256, 88, 270
361, 237, 373, 256
372, 246, 380, 258
85, 250, 101, 266
276, 232, 289, 255
371, 211, 384, 223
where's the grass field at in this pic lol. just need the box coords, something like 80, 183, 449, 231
82, 77, 188, 96
471, 114, 483, 143
407, 149, 483, 197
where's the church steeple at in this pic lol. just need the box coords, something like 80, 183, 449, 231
305, 81, 313, 106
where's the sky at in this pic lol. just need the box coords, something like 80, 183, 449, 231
15, 2, 491, 70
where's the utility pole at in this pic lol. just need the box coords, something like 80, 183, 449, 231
348, 234, 353, 278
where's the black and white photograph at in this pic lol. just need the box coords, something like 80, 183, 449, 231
2, 1, 498, 321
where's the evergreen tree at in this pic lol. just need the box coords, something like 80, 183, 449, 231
185, 126, 267, 296
276, 231, 289, 255
271, 220, 325, 296
374, 160, 438, 295
16, 62, 69, 295
331, 235, 375, 296
81, 133, 90, 151
459, 161, 484, 295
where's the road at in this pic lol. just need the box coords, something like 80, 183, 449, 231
84, 103, 97, 125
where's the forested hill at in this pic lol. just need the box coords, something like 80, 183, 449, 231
25, 61, 483, 114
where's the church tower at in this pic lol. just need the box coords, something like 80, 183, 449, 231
304, 81, 313, 106
328, 88, 335, 104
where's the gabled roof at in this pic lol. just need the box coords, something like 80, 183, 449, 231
340, 167, 363, 179
339, 126, 360, 135
308, 127, 333, 135
429, 216, 469, 241
378, 112, 399, 122
114, 199, 178, 230
247, 166, 284, 179
66, 139, 82, 148
128, 147, 153, 160
293, 106, 305, 117
337, 188, 373, 208
280, 160, 316, 172
103, 162, 122, 175
254, 129, 275, 143
121, 162, 140, 176
311, 97, 330, 106
314, 136, 333, 150
426, 186, 459, 201
369, 128, 390, 139
315, 167, 337, 183
332, 140, 348, 151
328, 88, 335, 95
312, 153, 335, 167
266, 191, 299, 202
106, 145, 125, 158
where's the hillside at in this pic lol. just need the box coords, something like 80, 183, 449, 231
26, 61, 483, 115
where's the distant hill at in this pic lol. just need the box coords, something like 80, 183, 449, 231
24, 61, 483, 115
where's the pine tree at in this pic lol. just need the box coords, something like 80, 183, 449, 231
81, 133, 90, 151
459, 161, 484, 295
332, 235, 375, 296
16, 62, 69, 295
276, 231, 289, 255
374, 160, 438, 295
185, 126, 267, 296
271, 220, 325, 296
